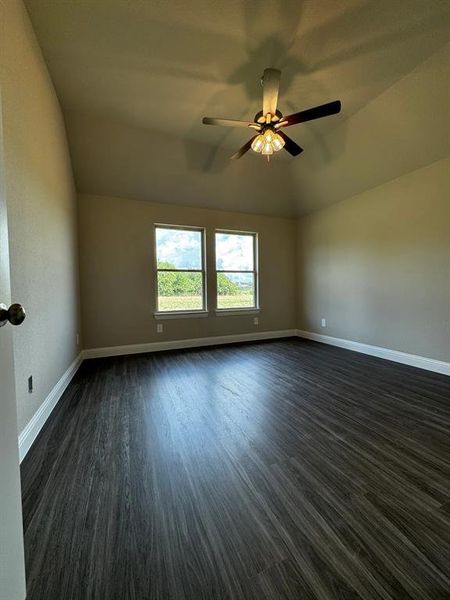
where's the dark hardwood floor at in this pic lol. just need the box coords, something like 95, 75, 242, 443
21, 338, 450, 599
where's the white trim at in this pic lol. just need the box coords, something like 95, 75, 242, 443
296, 330, 450, 376
154, 224, 207, 315
17, 332, 449, 461
215, 309, 260, 316
215, 229, 259, 312
18, 354, 83, 462
154, 310, 209, 320
82, 330, 297, 359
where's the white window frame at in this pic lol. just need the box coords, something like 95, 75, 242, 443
214, 229, 259, 314
153, 224, 208, 318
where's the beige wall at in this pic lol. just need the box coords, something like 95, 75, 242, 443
80, 157, 450, 363
298, 157, 450, 363
78, 194, 297, 349
1, 0, 80, 433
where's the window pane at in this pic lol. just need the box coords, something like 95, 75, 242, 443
215, 233, 254, 271
156, 227, 202, 270
157, 271, 203, 311
217, 273, 255, 309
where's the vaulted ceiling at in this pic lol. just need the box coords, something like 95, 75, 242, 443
26, 0, 450, 216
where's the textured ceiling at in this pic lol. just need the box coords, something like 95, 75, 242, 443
25, 0, 450, 216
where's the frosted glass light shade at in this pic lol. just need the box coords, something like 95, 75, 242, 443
251, 135, 264, 153
272, 133, 285, 151
264, 129, 274, 144
251, 129, 284, 156
262, 142, 273, 155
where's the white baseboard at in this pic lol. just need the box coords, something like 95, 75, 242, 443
18, 354, 83, 462
18, 330, 448, 461
82, 330, 297, 359
296, 330, 450, 376
17, 332, 294, 459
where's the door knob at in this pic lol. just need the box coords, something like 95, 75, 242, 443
0, 303, 26, 327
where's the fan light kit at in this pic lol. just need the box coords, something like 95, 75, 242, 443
202, 68, 341, 161
252, 129, 285, 155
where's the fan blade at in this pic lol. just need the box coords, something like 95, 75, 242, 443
262, 68, 281, 117
230, 136, 257, 160
277, 131, 303, 156
202, 117, 254, 128
282, 100, 341, 127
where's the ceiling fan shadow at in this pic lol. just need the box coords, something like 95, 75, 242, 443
226, 36, 307, 102
184, 91, 256, 173
182, 136, 230, 175
282, 98, 344, 168
301, 2, 450, 75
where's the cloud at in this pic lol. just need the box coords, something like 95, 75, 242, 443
215, 233, 253, 271
156, 229, 202, 269
156, 229, 254, 272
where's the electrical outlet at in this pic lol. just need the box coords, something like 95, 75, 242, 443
157, 323, 163, 333
76, 333, 80, 345
253, 316, 259, 326
28, 376, 33, 393
321, 318, 327, 328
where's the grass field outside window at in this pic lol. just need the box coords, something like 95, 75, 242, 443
158, 291, 254, 312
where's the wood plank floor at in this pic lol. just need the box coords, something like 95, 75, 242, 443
21, 338, 450, 599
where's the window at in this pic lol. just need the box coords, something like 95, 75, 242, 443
155, 225, 206, 313
215, 230, 258, 310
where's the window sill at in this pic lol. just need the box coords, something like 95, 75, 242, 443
154, 310, 209, 320
215, 308, 260, 316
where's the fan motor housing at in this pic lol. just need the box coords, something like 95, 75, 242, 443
254, 109, 283, 124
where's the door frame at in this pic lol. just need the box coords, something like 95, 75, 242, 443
0, 83, 27, 600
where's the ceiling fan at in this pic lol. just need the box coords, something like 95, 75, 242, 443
202, 68, 341, 160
